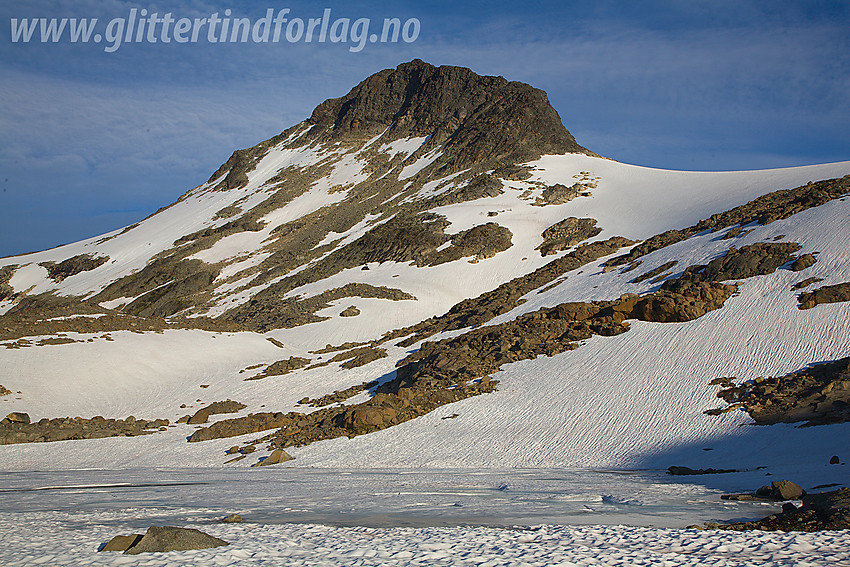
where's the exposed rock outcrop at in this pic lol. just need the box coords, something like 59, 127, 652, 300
185, 400, 247, 424
605, 175, 850, 269
536, 217, 602, 256
39, 254, 108, 282
246, 357, 311, 380
0, 415, 169, 445
707, 488, 850, 532
706, 356, 850, 426
798, 281, 850, 309
790, 253, 817, 271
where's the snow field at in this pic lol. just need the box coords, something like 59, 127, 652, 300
0, 511, 846, 567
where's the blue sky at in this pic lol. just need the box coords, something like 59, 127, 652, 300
1, 0, 848, 257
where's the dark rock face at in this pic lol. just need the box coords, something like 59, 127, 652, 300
708, 488, 850, 532
122, 526, 229, 554
631, 279, 736, 323
706, 356, 850, 426
0, 415, 168, 445
188, 412, 292, 442
0, 265, 17, 301
4, 412, 30, 424
792, 276, 823, 290
312, 213, 512, 268
798, 281, 850, 309
533, 182, 591, 207
39, 254, 109, 282
308, 59, 592, 168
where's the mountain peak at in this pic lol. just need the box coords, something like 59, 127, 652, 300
309, 59, 593, 167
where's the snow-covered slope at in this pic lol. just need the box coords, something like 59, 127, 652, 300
0, 61, 848, 483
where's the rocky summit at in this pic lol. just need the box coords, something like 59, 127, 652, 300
0, 60, 848, 477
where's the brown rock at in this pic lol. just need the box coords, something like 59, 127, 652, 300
756, 480, 806, 501
252, 448, 293, 467
99, 534, 144, 552
4, 412, 30, 424
123, 526, 229, 554
790, 253, 816, 271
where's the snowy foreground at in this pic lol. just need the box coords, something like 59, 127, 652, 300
4, 516, 846, 567
1, 468, 848, 566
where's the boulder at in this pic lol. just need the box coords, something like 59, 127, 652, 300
220, 514, 243, 523
4, 412, 30, 424
99, 534, 143, 552
252, 448, 293, 467
756, 480, 806, 501
123, 526, 229, 554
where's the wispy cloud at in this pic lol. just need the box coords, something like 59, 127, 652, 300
1, 0, 848, 255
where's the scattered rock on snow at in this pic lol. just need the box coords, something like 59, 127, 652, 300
667, 466, 738, 476
709, 488, 850, 532
798, 281, 850, 310
706, 355, 850, 426
340, 305, 360, 317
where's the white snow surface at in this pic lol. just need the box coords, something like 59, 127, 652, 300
0, 155, 848, 477
2, 514, 846, 566
1, 150, 850, 565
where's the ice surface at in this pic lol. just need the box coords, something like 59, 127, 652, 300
0, 468, 847, 566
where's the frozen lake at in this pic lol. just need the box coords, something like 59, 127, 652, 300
0, 467, 785, 529
2, 468, 848, 566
